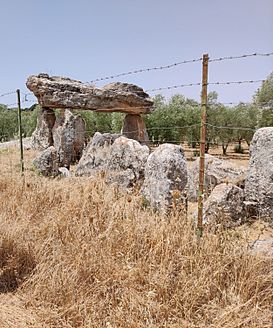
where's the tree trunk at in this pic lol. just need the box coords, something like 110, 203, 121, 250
222, 143, 228, 155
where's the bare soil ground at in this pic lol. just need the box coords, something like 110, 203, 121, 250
0, 143, 272, 327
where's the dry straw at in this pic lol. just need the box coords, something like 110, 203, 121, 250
0, 148, 272, 327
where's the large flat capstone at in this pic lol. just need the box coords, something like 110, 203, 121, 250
26, 74, 154, 115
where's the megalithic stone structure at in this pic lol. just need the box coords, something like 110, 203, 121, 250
122, 114, 149, 144
26, 74, 154, 144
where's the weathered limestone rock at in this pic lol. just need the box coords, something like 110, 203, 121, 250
203, 183, 245, 227
250, 238, 273, 256
75, 132, 119, 176
53, 109, 85, 168
33, 146, 59, 176
187, 154, 246, 201
91, 132, 120, 147
76, 134, 149, 188
31, 107, 56, 150
141, 144, 187, 212
244, 127, 273, 220
106, 136, 150, 187
26, 74, 153, 114
122, 114, 149, 144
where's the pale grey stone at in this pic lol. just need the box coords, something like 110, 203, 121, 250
76, 135, 150, 188
106, 136, 150, 187
141, 144, 187, 212
203, 183, 245, 227
91, 132, 120, 147
250, 238, 273, 257
58, 167, 71, 178
187, 154, 246, 201
245, 127, 273, 220
33, 146, 58, 176
75, 133, 116, 176
53, 109, 85, 168
31, 107, 56, 150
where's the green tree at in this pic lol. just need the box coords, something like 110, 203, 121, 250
254, 72, 273, 127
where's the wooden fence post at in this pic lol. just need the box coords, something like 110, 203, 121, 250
197, 54, 209, 237
17, 89, 24, 175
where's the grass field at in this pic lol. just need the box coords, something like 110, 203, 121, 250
0, 146, 272, 327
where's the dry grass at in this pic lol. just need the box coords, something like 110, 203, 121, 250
0, 148, 272, 327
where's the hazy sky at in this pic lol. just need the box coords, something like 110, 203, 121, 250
0, 0, 272, 106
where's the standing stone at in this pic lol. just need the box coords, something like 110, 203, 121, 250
106, 136, 150, 187
141, 144, 188, 212
31, 107, 56, 150
75, 132, 120, 176
245, 127, 273, 220
187, 154, 246, 202
33, 146, 59, 176
76, 134, 150, 188
122, 114, 149, 143
53, 109, 85, 168
203, 183, 245, 227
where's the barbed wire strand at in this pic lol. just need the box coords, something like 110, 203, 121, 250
87, 57, 203, 84
209, 52, 273, 63
147, 79, 265, 93
0, 91, 16, 98
86, 52, 273, 84
206, 123, 256, 131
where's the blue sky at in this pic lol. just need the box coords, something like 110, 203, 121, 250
0, 0, 272, 106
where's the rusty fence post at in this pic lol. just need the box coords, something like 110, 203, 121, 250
17, 89, 24, 175
197, 54, 209, 238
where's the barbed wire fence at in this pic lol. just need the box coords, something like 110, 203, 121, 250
0, 51, 273, 231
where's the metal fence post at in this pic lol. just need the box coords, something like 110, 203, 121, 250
197, 54, 209, 237
17, 89, 24, 175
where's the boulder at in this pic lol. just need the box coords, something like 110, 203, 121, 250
187, 154, 246, 201
26, 74, 153, 115
31, 107, 56, 150
203, 183, 245, 227
250, 238, 273, 256
33, 146, 59, 176
76, 134, 150, 188
106, 136, 150, 187
53, 109, 85, 168
141, 144, 187, 212
91, 132, 120, 147
75, 132, 120, 176
244, 127, 273, 220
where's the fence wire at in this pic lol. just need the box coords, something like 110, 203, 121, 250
209, 52, 273, 63
86, 51, 273, 84
0, 90, 16, 98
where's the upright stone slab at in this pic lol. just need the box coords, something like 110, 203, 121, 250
31, 107, 56, 150
122, 114, 149, 144
141, 144, 188, 212
53, 109, 86, 168
33, 146, 59, 176
245, 127, 273, 220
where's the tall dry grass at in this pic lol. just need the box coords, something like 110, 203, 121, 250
0, 148, 272, 327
